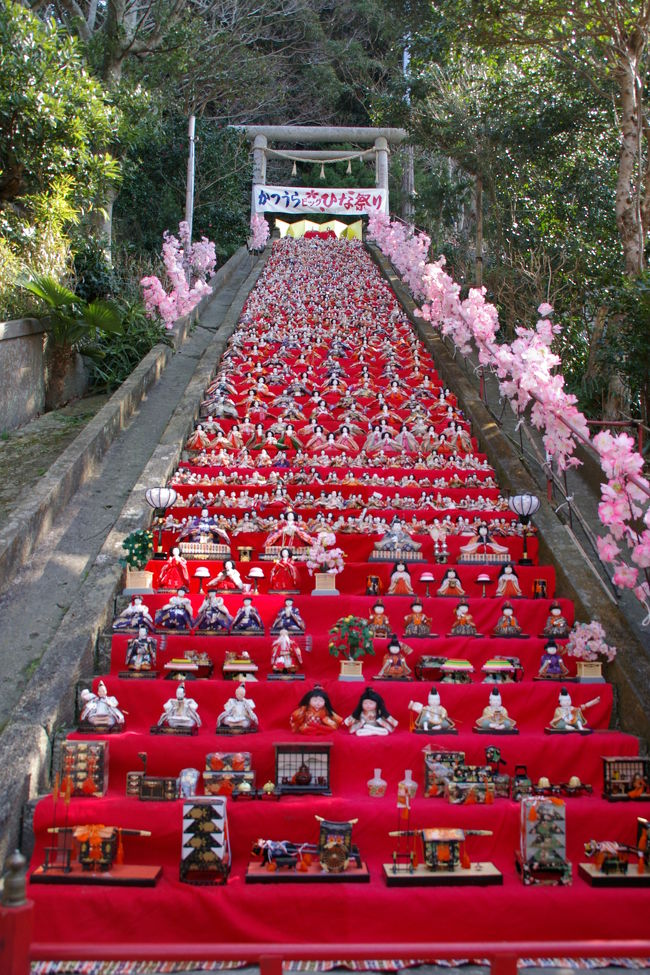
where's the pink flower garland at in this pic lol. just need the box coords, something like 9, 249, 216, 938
141, 221, 216, 329
368, 213, 650, 614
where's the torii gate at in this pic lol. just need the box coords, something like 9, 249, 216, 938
235, 125, 408, 222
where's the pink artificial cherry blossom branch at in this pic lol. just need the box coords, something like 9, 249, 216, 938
141, 221, 217, 329
368, 213, 650, 614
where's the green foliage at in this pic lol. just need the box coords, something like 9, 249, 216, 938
19, 273, 123, 350
87, 300, 172, 391
328, 615, 375, 661
114, 119, 250, 261
71, 235, 128, 302
0, 1, 118, 206
121, 529, 154, 570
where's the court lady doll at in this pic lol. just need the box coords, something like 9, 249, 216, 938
269, 547, 300, 593
437, 568, 465, 597
387, 561, 414, 596
495, 563, 523, 598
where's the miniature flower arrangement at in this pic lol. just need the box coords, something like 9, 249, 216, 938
328, 615, 375, 661
121, 530, 154, 570
306, 531, 346, 576
566, 621, 617, 662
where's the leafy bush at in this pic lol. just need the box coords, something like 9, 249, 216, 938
87, 299, 172, 391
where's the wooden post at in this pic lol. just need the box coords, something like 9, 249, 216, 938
0, 851, 33, 975
259, 954, 284, 975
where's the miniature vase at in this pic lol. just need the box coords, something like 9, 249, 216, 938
398, 769, 418, 801
367, 768, 387, 798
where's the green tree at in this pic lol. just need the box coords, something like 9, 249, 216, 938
0, 2, 118, 206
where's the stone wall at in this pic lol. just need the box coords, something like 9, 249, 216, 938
0, 318, 88, 431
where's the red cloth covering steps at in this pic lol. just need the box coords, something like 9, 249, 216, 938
27, 236, 650, 948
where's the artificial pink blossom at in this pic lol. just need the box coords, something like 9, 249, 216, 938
371, 213, 650, 617
140, 222, 217, 329
612, 562, 638, 588
596, 534, 621, 563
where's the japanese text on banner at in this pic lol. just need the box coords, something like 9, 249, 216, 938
253, 185, 387, 216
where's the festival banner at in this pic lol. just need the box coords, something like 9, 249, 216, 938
253, 184, 387, 216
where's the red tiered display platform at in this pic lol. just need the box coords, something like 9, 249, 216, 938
28, 238, 650, 947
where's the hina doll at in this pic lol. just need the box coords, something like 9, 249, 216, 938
542, 601, 571, 638
547, 687, 599, 732
79, 681, 125, 731
156, 683, 201, 732
395, 424, 419, 453
537, 641, 570, 680
124, 627, 157, 672
459, 523, 510, 560
403, 601, 433, 638
450, 601, 478, 636
216, 682, 258, 732
290, 686, 342, 734
158, 547, 191, 591
375, 635, 412, 679
231, 596, 264, 635
269, 548, 300, 592
368, 601, 391, 638
474, 688, 517, 733
206, 559, 244, 592
265, 511, 315, 550
335, 426, 360, 454
495, 563, 523, 598
437, 568, 465, 597
275, 424, 303, 451
270, 629, 303, 674
194, 593, 233, 634
387, 561, 414, 596
306, 425, 329, 451
227, 424, 245, 449
185, 424, 212, 451
177, 509, 230, 548
154, 591, 194, 631
344, 688, 398, 736
420, 425, 441, 456
269, 597, 306, 634
113, 596, 155, 632
363, 426, 383, 452
492, 601, 524, 637
409, 688, 456, 733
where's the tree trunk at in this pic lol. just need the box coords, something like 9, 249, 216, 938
615, 52, 645, 275
475, 173, 483, 288
401, 145, 415, 224
89, 184, 117, 263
